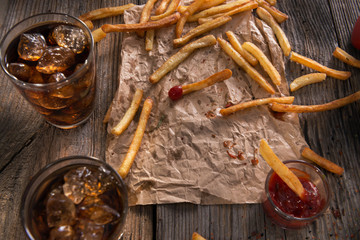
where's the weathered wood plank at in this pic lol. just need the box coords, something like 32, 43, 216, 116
0, 0, 154, 240
155, 0, 360, 239
1, 0, 359, 239
280, 0, 360, 239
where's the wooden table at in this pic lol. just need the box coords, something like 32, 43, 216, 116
0, 0, 359, 239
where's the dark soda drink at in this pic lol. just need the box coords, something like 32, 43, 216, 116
1, 13, 96, 129
21, 156, 128, 240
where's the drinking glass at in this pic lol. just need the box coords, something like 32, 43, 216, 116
0, 13, 96, 129
21, 156, 128, 239
263, 160, 330, 229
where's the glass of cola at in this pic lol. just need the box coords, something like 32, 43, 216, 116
0, 13, 96, 129
21, 156, 128, 240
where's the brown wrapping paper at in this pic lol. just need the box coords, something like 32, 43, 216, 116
105, 3, 308, 206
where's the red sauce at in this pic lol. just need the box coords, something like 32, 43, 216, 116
268, 173, 324, 218
168, 86, 183, 101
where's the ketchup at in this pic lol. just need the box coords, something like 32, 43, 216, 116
168, 86, 183, 101
351, 16, 360, 50
268, 172, 324, 218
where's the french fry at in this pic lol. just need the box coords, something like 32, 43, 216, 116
155, 0, 171, 15
242, 41, 282, 85
137, 0, 159, 37
84, 20, 94, 30
256, 7, 291, 56
289, 73, 326, 92
301, 147, 344, 176
103, 101, 114, 124
217, 37, 275, 94
151, 0, 181, 21
173, 15, 232, 48
220, 96, 294, 116
197, 16, 218, 25
192, 232, 207, 240
79, 4, 136, 21
198, 1, 258, 25
145, 30, 155, 51
259, 139, 306, 200
111, 89, 143, 136
175, 0, 207, 38
168, 69, 232, 100
256, 0, 288, 23
270, 90, 360, 113
178, 0, 226, 14
92, 28, 107, 43
187, 0, 250, 22
289, 168, 310, 179
222, 1, 258, 17
150, 35, 217, 84
102, 12, 180, 33
333, 47, 360, 68
118, 98, 153, 179
290, 51, 351, 80
226, 31, 258, 66
265, 0, 276, 5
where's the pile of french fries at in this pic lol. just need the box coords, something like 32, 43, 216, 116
80, 0, 357, 186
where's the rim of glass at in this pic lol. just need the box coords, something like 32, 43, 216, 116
20, 155, 128, 240
0, 12, 94, 90
265, 159, 331, 222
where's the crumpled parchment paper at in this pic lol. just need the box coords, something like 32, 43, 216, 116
105, 3, 307, 206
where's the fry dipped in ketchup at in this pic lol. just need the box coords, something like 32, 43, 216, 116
260, 139, 306, 200
268, 170, 324, 218
260, 139, 329, 227
168, 69, 232, 101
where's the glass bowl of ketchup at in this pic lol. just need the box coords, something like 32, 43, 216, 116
263, 160, 331, 229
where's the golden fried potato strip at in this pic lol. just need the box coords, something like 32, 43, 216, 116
151, 0, 181, 21
175, 0, 207, 38
192, 232, 207, 240
173, 15, 232, 48
103, 101, 114, 124
290, 51, 351, 80
92, 28, 107, 43
79, 4, 136, 21
118, 98, 153, 179
333, 47, 360, 68
182, 69, 232, 95
289, 73, 326, 92
102, 12, 180, 33
256, 0, 288, 23
137, 0, 160, 37
217, 37, 275, 94
222, 1, 258, 16
111, 89, 143, 136
220, 96, 294, 116
198, 1, 258, 24
226, 31, 258, 66
242, 41, 281, 85
155, 0, 171, 15
256, 7, 291, 56
260, 139, 306, 200
270, 90, 360, 113
145, 30, 155, 51
187, 0, 250, 22
178, 0, 226, 14
84, 20, 94, 30
302, 147, 344, 176
150, 35, 217, 84
265, 0, 276, 6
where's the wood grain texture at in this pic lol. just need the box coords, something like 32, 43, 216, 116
0, 0, 359, 239
279, 0, 360, 239
0, 0, 154, 239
